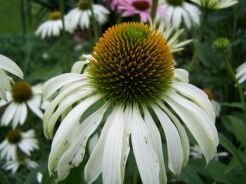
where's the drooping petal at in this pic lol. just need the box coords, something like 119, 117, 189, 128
102, 107, 125, 184
143, 107, 167, 184
43, 73, 85, 98
48, 95, 101, 174
152, 105, 184, 174
0, 54, 23, 79
56, 105, 107, 181
131, 107, 160, 184
165, 91, 218, 163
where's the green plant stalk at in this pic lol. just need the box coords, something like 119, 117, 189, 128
59, 0, 69, 72
89, 0, 99, 42
151, 0, 159, 22
224, 56, 245, 114
188, 10, 209, 71
232, 5, 238, 41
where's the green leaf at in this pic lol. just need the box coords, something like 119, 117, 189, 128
0, 170, 9, 184
219, 133, 246, 171
223, 115, 246, 148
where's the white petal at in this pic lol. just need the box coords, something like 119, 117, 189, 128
102, 107, 125, 184
84, 111, 114, 183
0, 54, 23, 78
45, 88, 91, 139
165, 91, 218, 162
1, 103, 18, 126
143, 108, 167, 183
152, 105, 183, 174
48, 95, 100, 174
43, 73, 85, 98
56, 104, 107, 181
157, 102, 190, 166
131, 107, 160, 184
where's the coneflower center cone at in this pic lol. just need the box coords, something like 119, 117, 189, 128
49, 11, 62, 20
88, 22, 174, 105
12, 81, 33, 103
7, 130, 22, 144
166, 0, 184, 6
132, 1, 150, 11
77, 2, 90, 10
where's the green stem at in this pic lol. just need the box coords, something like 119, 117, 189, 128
188, 10, 209, 71
232, 5, 238, 41
89, 0, 99, 42
59, 0, 69, 72
224, 56, 245, 114
151, 0, 159, 22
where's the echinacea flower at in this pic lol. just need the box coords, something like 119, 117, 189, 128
236, 62, 246, 84
66, 2, 109, 31
0, 129, 39, 161
43, 22, 218, 183
117, 0, 165, 22
159, 0, 200, 29
35, 11, 73, 39
190, 0, 238, 10
0, 82, 43, 128
0, 54, 23, 100
3, 154, 38, 174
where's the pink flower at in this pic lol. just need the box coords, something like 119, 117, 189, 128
114, 0, 165, 22
118, 0, 151, 22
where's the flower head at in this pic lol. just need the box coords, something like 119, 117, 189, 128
0, 54, 23, 100
3, 154, 38, 174
44, 22, 218, 183
0, 82, 44, 128
35, 11, 73, 39
190, 0, 238, 10
116, 0, 165, 22
160, 0, 200, 29
65, 2, 109, 31
0, 129, 39, 161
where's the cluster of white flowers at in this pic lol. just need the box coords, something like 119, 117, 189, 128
35, 2, 109, 39
0, 54, 44, 173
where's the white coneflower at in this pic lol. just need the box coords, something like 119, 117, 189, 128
3, 155, 38, 174
35, 11, 73, 39
190, 0, 238, 10
0, 82, 43, 128
66, 2, 109, 31
0, 129, 39, 160
0, 54, 23, 100
159, 0, 200, 29
43, 22, 218, 183
236, 62, 246, 84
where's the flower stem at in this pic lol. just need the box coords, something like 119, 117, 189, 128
224, 56, 245, 114
89, 0, 99, 42
188, 9, 209, 71
59, 0, 69, 72
232, 5, 238, 41
151, 0, 159, 22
